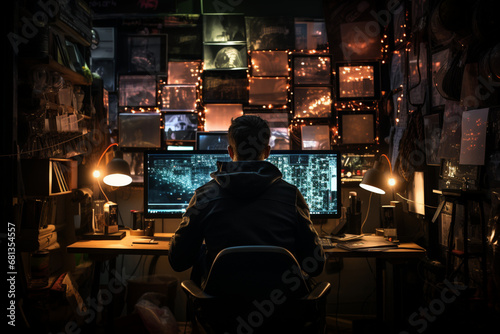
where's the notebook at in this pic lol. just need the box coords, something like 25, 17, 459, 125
337, 237, 398, 251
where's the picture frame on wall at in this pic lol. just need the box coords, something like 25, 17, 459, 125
245, 16, 295, 51
339, 111, 376, 145
293, 87, 332, 118
301, 124, 330, 150
204, 104, 244, 131
167, 25, 203, 61
250, 51, 289, 77
118, 74, 157, 108
167, 61, 201, 85
118, 113, 162, 148
127, 34, 168, 73
163, 112, 198, 142
335, 62, 380, 100
248, 77, 288, 106
203, 43, 247, 70
160, 85, 197, 111
293, 55, 332, 85
294, 19, 328, 51
203, 14, 246, 43
202, 70, 248, 103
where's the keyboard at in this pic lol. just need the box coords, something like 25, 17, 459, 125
319, 237, 336, 249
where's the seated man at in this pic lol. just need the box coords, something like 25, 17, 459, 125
168, 115, 325, 283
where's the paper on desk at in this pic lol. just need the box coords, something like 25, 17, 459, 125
459, 108, 489, 165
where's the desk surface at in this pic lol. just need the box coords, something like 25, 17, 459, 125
68, 232, 425, 259
67, 231, 170, 256
323, 235, 426, 259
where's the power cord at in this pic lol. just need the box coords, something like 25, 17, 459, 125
360, 192, 373, 234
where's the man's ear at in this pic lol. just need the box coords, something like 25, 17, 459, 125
228, 145, 236, 161
263, 145, 271, 159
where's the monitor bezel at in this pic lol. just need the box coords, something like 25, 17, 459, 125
144, 149, 341, 219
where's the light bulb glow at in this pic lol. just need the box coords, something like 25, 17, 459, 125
388, 177, 396, 187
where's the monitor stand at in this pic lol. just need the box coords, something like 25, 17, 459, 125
312, 218, 328, 225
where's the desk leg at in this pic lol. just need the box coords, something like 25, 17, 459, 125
91, 261, 102, 305
376, 258, 385, 323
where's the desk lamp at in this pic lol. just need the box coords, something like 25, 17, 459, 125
359, 154, 397, 234
87, 143, 130, 239
93, 143, 132, 196
359, 154, 396, 195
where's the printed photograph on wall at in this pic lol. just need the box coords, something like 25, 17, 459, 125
118, 113, 162, 148
203, 14, 246, 42
204, 104, 244, 131
295, 19, 328, 50
245, 16, 295, 51
202, 70, 248, 103
293, 55, 332, 85
203, 44, 247, 70
293, 87, 332, 118
336, 63, 379, 100
248, 77, 288, 106
127, 34, 167, 73
160, 85, 197, 111
118, 74, 157, 107
340, 112, 375, 144
167, 61, 201, 85
301, 124, 330, 150
250, 51, 289, 77
163, 113, 198, 141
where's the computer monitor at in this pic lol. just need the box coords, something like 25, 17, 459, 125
196, 131, 229, 150
144, 150, 341, 219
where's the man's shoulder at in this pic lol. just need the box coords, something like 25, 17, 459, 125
193, 180, 222, 203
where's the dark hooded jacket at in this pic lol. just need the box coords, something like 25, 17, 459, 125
168, 160, 325, 279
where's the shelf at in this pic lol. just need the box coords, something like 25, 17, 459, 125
21, 57, 91, 86
21, 158, 78, 197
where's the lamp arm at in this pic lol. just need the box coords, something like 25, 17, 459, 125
97, 143, 118, 169
96, 143, 117, 203
381, 153, 392, 174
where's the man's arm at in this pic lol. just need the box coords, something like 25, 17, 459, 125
295, 189, 325, 277
168, 193, 206, 272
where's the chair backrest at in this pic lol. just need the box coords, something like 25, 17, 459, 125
201, 245, 311, 300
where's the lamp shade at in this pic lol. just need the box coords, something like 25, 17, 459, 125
103, 151, 132, 187
359, 160, 386, 194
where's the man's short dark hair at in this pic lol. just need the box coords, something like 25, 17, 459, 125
228, 115, 271, 160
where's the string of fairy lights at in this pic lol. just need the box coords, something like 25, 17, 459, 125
118, 13, 403, 154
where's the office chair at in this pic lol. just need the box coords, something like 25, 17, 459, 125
181, 245, 331, 334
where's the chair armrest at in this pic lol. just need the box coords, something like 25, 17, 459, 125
181, 280, 214, 299
304, 281, 331, 301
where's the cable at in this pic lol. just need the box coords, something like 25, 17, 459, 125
396, 192, 438, 209
360, 192, 373, 235
0, 133, 87, 158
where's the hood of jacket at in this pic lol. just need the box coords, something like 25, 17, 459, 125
210, 160, 282, 198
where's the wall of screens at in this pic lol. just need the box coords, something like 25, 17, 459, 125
92, 13, 384, 184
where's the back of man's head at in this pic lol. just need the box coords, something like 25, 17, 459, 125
228, 115, 271, 161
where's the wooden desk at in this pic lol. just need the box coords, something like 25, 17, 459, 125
67, 231, 171, 328
323, 235, 426, 331
67, 231, 171, 256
